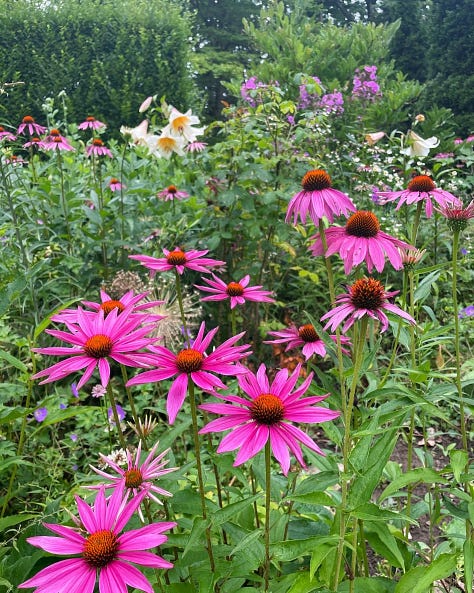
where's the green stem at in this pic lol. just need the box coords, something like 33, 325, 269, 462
174, 270, 191, 347
119, 141, 127, 267
264, 440, 272, 593
120, 364, 146, 448
405, 268, 417, 533
106, 382, 127, 450
56, 150, 72, 252
188, 381, 215, 571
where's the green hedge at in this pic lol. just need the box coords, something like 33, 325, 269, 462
0, 0, 193, 134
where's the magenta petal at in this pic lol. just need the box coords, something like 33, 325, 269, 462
26, 535, 84, 555
108, 561, 156, 593
167, 373, 189, 424
118, 550, 174, 568
19, 558, 93, 591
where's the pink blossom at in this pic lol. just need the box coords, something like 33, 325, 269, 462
109, 177, 123, 191
86, 138, 113, 157
78, 116, 106, 130
44, 129, 75, 152
157, 185, 189, 201
0, 126, 16, 141
17, 115, 47, 136
130, 248, 226, 276
195, 274, 275, 309
265, 324, 351, 360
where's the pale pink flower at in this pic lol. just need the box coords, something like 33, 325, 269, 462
130, 248, 225, 276
19, 484, 175, 593
78, 116, 106, 130
321, 277, 415, 333
0, 126, 16, 141
310, 210, 413, 274
33, 306, 158, 389
265, 324, 351, 360
437, 200, 474, 232
127, 322, 251, 424
120, 120, 149, 146
186, 141, 207, 153
195, 274, 275, 309
375, 175, 461, 218
44, 129, 75, 152
139, 96, 153, 113
199, 363, 340, 475
109, 177, 123, 191
86, 138, 113, 157
157, 185, 189, 201
286, 169, 356, 226
17, 115, 46, 136
23, 137, 46, 150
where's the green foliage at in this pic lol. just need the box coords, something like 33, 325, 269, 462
0, 0, 193, 133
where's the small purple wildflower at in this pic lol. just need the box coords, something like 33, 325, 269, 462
108, 404, 126, 423
59, 403, 68, 410
34, 407, 48, 422
71, 382, 79, 398
459, 305, 474, 319
70, 433, 78, 442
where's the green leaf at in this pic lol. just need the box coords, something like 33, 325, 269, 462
394, 553, 458, 593
229, 529, 263, 558
29, 406, 98, 435
350, 502, 417, 525
288, 492, 336, 507
210, 494, 260, 526
182, 517, 208, 558
337, 576, 396, 592
379, 468, 449, 503
271, 535, 340, 562
286, 572, 325, 593
310, 541, 338, 579
0, 406, 27, 425
364, 522, 406, 570
33, 298, 80, 341
449, 449, 468, 483
464, 539, 473, 593
0, 351, 27, 373
0, 514, 37, 532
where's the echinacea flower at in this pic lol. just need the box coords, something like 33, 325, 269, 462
399, 247, 426, 269
320, 277, 415, 333
127, 322, 251, 424
157, 185, 189, 201
0, 126, 16, 141
186, 141, 207, 153
86, 138, 113, 157
401, 130, 439, 157
265, 323, 351, 360
44, 129, 75, 152
33, 306, 158, 389
162, 107, 204, 143
109, 177, 123, 191
286, 169, 356, 226
130, 248, 225, 276
376, 175, 462, 218
199, 363, 340, 475
23, 137, 46, 150
89, 441, 176, 509
18, 484, 175, 593
17, 115, 46, 136
309, 210, 413, 274
78, 116, 106, 130
437, 200, 474, 232
195, 274, 275, 309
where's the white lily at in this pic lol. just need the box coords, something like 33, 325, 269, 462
401, 130, 439, 157
146, 132, 186, 159
365, 131, 385, 145
162, 107, 205, 143
120, 119, 149, 146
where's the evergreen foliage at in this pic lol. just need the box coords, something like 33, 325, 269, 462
0, 0, 193, 133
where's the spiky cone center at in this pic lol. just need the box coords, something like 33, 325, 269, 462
176, 348, 203, 373
251, 393, 285, 425
346, 211, 380, 238
110, 177, 120, 185
22, 115, 35, 123
226, 282, 244, 296
99, 300, 125, 316
408, 175, 436, 192
167, 250, 187, 266
31, 137, 41, 144
84, 334, 113, 358
83, 529, 119, 568
0, 127, 5, 133
86, 116, 96, 122
50, 129, 61, 137
124, 467, 143, 488
92, 138, 104, 147
298, 324, 319, 342
53, 137, 62, 143
302, 169, 332, 191
167, 185, 178, 194
349, 278, 385, 310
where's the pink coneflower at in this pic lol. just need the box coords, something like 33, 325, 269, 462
186, 141, 207, 153
33, 306, 158, 389
286, 169, 356, 226
78, 116, 106, 130
86, 138, 113, 157
375, 175, 461, 218
51, 289, 165, 324
130, 248, 226, 276
199, 363, 340, 475
18, 484, 175, 593
89, 441, 176, 511
320, 277, 415, 333
0, 126, 16, 141
17, 115, 47, 136
195, 274, 275, 309
437, 200, 474, 232
109, 177, 123, 191
44, 129, 75, 152
265, 324, 351, 360
157, 185, 189, 201
23, 136, 46, 150
399, 247, 426, 269
310, 210, 413, 274
127, 322, 251, 424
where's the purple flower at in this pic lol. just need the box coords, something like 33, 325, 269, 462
459, 305, 474, 319
71, 382, 79, 398
34, 407, 48, 422
70, 434, 78, 442
352, 66, 381, 101
59, 403, 68, 410
298, 76, 322, 109
319, 91, 344, 114
108, 405, 126, 423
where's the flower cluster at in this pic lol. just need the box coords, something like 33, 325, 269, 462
240, 76, 269, 106
352, 65, 381, 101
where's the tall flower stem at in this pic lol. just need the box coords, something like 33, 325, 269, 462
106, 382, 127, 450
120, 364, 146, 447
333, 316, 368, 591
119, 142, 127, 267
264, 440, 272, 593
56, 150, 72, 252
174, 270, 191, 347
188, 380, 215, 572
95, 158, 108, 277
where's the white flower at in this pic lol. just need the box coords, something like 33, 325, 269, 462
401, 130, 439, 157
120, 119, 149, 146
365, 131, 385, 145
139, 96, 153, 113
147, 132, 186, 159
162, 107, 205, 143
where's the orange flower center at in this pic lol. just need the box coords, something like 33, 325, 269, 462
346, 211, 380, 238
226, 282, 244, 296
23, 115, 35, 123
92, 138, 104, 146
86, 116, 96, 121
99, 300, 125, 316
84, 334, 113, 358
407, 175, 436, 192
176, 348, 203, 373
31, 137, 41, 143
83, 529, 118, 568
167, 250, 187, 266
251, 393, 285, 425
302, 169, 332, 191
298, 324, 318, 342
167, 185, 177, 194
50, 129, 60, 137
110, 178, 119, 184
0, 127, 4, 132
53, 137, 62, 143
350, 278, 385, 310
171, 115, 188, 132
124, 468, 143, 488
157, 137, 176, 152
